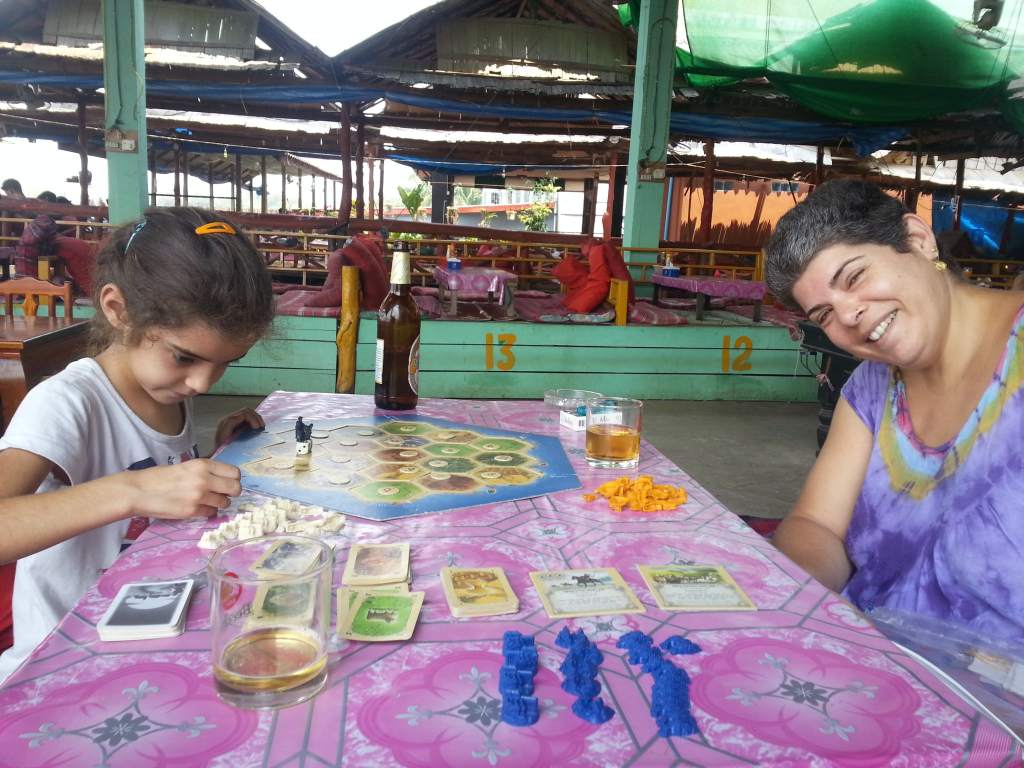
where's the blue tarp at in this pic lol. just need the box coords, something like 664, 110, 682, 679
0, 71, 907, 155
932, 194, 1024, 258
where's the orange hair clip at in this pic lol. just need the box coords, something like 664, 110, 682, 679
195, 221, 237, 236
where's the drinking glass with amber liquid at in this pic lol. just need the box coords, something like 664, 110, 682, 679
209, 535, 333, 709
585, 397, 643, 469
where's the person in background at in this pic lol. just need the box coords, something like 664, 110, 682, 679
1, 179, 23, 198
765, 179, 1024, 644
36, 191, 58, 204
0, 207, 275, 683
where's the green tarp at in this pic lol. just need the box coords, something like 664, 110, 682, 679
621, 0, 1024, 132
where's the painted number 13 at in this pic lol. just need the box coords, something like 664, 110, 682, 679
721, 335, 753, 372
485, 333, 517, 371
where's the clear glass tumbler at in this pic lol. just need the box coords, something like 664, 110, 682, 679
585, 396, 643, 469
208, 534, 333, 709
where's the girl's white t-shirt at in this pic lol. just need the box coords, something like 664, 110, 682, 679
0, 358, 197, 683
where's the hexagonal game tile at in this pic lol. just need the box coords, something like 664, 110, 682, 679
471, 437, 528, 453
473, 466, 541, 485
419, 457, 477, 474
423, 443, 478, 459
373, 463, 428, 481
352, 481, 424, 504
430, 430, 479, 443
474, 452, 530, 467
418, 474, 481, 493
379, 421, 434, 436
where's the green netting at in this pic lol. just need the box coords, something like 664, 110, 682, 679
621, 0, 1024, 132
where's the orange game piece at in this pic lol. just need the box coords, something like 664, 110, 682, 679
582, 475, 687, 513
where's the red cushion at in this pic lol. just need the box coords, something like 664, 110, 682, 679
563, 243, 610, 313
53, 236, 97, 297
304, 249, 345, 308
552, 253, 589, 292
601, 242, 635, 303
344, 237, 389, 310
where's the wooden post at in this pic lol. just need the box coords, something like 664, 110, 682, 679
906, 152, 922, 213
234, 153, 242, 213
297, 166, 303, 210
311, 174, 316, 211
355, 119, 365, 220
280, 155, 287, 212
339, 108, 352, 222
367, 149, 376, 219
699, 141, 715, 243
260, 155, 268, 214
173, 144, 181, 206
248, 182, 254, 213
378, 159, 384, 220
323, 174, 328, 214
336, 265, 361, 393
814, 145, 824, 187
149, 146, 157, 206
77, 100, 90, 206
207, 161, 214, 209
333, 180, 337, 212
581, 175, 598, 235
999, 208, 1016, 254
182, 148, 189, 205
954, 158, 965, 231
610, 161, 626, 238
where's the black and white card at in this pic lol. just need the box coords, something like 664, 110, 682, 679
97, 579, 195, 641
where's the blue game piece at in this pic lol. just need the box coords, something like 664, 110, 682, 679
572, 696, 615, 724
506, 646, 538, 672
583, 645, 604, 666
617, 630, 650, 649
499, 666, 535, 696
503, 630, 533, 655
660, 636, 702, 656
561, 673, 600, 699
555, 626, 574, 648
501, 693, 540, 726
657, 713, 699, 738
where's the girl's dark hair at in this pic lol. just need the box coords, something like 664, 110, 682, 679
765, 179, 953, 307
89, 207, 274, 352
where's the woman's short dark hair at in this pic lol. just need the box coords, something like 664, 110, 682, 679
89, 207, 274, 352
765, 179, 913, 307
1, 178, 23, 195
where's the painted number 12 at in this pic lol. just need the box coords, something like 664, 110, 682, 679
485, 333, 517, 371
721, 335, 753, 372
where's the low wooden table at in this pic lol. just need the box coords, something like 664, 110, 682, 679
433, 265, 517, 318
0, 315, 89, 432
653, 274, 768, 321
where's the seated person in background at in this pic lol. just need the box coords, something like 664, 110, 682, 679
765, 179, 1024, 644
1, 179, 23, 199
36, 191, 58, 204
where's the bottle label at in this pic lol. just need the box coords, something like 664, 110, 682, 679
408, 336, 420, 395
374, 338, 384, 385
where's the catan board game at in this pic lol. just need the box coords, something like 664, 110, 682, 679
214, 415, 581, 521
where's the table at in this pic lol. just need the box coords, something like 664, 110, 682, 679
0, 392, 1019, 767
0, 314, 89, 433
652, 274, 767, 321
434, 265, 517, 318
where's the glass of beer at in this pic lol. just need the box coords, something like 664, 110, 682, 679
585, 397, 643, 469
208, 535, 333, 709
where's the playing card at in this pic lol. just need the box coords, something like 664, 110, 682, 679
336, 584, 411, 633
97, 579, 195, 641
637, 564, 756, 611
440, 567, 518, 618
250, 580, 317, 626
342, 543, 411, 586
252, 539, 322, 576
340, 591, 424, 642
529, 568, 645, 619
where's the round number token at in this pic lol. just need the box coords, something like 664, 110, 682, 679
399, 425, 416, 432
434, 431, 455, 440
357, 429, 375, 436
272, 459, 294, 470
399, 466, 418, 474
481, 442, 499, 450
329, 455, 351, 464
480, 470, 501, 480
338, 439, 358, 447
427, 459, 447, 468
399, 450, 418, 458
440, 447, 459, 455
327, 474, 351, 485
384, 437, 403, 445
311, 430, 329, 439
494, 454, 514, 463
377, 486, 401, 496
429, 472, 451, 481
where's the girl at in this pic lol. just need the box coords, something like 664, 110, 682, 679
0, 207, 275, 682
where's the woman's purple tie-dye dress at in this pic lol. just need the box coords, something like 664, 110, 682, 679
840, 305, 1024, 644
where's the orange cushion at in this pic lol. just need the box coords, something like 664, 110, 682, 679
53, 236, 97, 297
552, 253, 589, 292
601, 242, 635, 303
563, 242, 611, 313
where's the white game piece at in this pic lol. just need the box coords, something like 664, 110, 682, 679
322, 515, 346, 533
286, 506, 302, 521
221, 521, 238, 537
198, 531, 221, 550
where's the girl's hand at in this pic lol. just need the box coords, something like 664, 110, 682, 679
213, 408, 265, 451
125, 459, 242, 519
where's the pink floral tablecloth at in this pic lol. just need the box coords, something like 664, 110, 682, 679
0, 393, 1019, 767
652, 274, 768, 301
434, 265, 517, 301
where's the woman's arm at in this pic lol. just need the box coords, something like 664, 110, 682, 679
0, 448, 243, 564
773, 397, 873, 593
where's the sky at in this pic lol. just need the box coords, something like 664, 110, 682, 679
0, 1, 442, 207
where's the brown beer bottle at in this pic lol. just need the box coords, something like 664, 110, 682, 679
374, 241, 420, 410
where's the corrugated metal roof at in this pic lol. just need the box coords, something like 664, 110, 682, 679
0, 41, 299, 71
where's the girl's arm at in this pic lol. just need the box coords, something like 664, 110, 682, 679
772, 397, 873, 593
0, 448, 242, 564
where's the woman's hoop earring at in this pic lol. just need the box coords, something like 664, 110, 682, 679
934, 260, 948, 272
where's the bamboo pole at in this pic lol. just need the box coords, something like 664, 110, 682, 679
355, 119, 365, 220
336, 265, 361, 393
77, 100, 90, 206
260, 156, 268, 214
182, 148, 189, 205
339, 108, 353, 222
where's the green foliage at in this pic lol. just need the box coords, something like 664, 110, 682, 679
479, 210, 497, 228
454, 186, 482, 206
397, 183, 428, 221
516, 179, 558, 232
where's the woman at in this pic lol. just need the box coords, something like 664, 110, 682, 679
766, 179, 1024, 643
